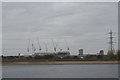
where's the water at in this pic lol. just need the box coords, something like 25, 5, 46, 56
2, 64, 118, 78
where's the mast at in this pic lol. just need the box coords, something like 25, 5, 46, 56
56, 40, 62, 51
27, 39, 30, 53
37, 38, 41, 51
32, 40, 36, 54
44, 42, 48, 53
65, 40, 69, 51
52, 39, 56, 52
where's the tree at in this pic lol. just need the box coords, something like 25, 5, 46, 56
107, 50, 116, 59
34, 55, 45, 59
44, 54, 58, 59
97, 55, 103, 58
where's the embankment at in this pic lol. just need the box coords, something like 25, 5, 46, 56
2, 61, 119, 65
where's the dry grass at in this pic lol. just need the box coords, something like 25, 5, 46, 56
2, 61, 119, 65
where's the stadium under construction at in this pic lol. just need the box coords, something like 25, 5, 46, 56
27, 39, 70, 58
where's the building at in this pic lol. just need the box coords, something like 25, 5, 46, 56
33, 52, 57, 56
57, 51, 70, 58
99, 50, 104, 56
78, 49, 83, 56
33, 51, 70, 58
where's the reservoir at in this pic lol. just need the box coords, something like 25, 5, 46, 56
2, 64, 118, 78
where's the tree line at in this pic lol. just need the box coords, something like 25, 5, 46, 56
2, 50, 120, 62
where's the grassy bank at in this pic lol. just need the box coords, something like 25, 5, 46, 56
2, 52, 120, 65
2, 61, 119, 65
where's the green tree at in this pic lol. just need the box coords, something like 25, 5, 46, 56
107, 51, 116, 59
97, 55, 103, 59
34, 55, 45, 59
44, 54, 58, 59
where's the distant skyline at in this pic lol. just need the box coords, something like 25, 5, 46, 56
2, 2, 118, 56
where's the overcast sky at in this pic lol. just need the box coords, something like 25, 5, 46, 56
2, 2, 118, 56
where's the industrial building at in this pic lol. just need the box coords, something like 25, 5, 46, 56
99, 50, 104, 56
57, 51, 70, 58
33, 52, 56, 56
78, 49, 83, 56
33, 51, 70, 58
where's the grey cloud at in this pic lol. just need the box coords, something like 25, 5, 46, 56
2, 2, 118, 56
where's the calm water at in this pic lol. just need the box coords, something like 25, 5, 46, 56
2, 64, 118, 78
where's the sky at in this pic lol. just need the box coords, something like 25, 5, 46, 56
0, 2, 2, 57
2, 2, 118, 56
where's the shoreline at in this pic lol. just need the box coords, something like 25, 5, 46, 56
2, 61, 119, 65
